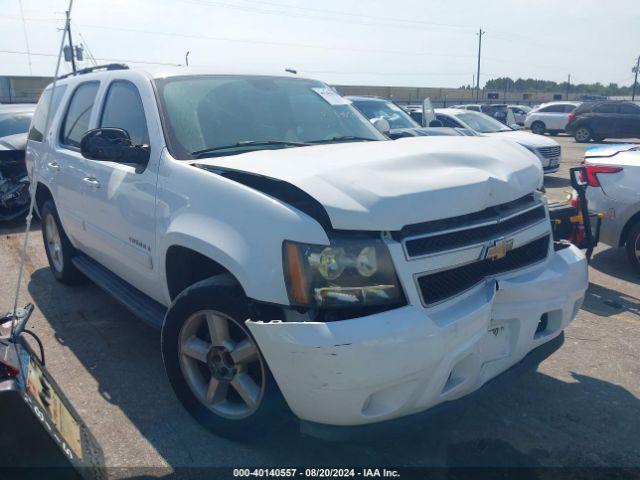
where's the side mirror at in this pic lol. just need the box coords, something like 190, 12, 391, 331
80, 128, 149, 165
371, 117, 391, 134
428, 119, 443, 127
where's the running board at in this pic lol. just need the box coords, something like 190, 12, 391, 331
72, 253, 166, 329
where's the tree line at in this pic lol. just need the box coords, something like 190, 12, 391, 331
459, 77, 635, 96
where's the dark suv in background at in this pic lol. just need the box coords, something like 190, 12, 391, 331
565, 101, 640, 142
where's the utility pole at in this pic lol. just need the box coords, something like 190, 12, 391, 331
65, 7, 76, 73
475, 28, 485, 102
633, 56, 640, 101
566, 74, 571, 100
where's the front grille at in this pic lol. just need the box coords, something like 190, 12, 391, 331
417, 235, 550, 306
404, 205, 546, 257
537, 145, 561, 159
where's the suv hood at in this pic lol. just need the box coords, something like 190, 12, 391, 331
195, 136, 542, 231
483, 130, 559, 148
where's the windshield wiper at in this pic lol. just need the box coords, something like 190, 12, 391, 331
308, 136, 376, 144
192, 140, 311, 158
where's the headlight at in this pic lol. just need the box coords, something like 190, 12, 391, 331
283, 240, 403, 309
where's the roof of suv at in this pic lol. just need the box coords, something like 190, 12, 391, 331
52, 65, 305, 86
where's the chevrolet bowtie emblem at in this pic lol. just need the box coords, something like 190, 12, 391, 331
484, 238, 514, 261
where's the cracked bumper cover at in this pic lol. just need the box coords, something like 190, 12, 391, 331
247, 245, 588, 426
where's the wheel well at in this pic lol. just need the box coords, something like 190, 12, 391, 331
35, 182, 53, 213
165, 246, 235, 300
619, 211, 640, 247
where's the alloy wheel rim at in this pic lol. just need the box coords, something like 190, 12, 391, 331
576, 128, 590, 141
45, 214, 64, 272
178, 309, 265, 419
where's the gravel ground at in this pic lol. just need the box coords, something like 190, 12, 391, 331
0, 134, 638, 478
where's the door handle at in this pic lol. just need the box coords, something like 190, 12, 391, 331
47, 162, 60, 172
82, 177, 101, 188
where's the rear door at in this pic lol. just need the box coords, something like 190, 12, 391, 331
52, 81, 100, 248
79, 77, 162, 300
618, 103, 640, 137
590, 103, 620, 137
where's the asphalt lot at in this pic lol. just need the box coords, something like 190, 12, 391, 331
1, 135, 639, 478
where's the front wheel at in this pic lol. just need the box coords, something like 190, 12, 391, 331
574, 126, 593, 143
530, 121, 546, 135
161, 276, 286, 439
625, 221, 640, 273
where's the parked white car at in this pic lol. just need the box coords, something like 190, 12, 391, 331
435, 108, 562, 173
524, 102, 581, 135
583, 145, 640, 272
26, 66, 587, 437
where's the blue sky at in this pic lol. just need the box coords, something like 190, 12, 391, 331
1, 0, 639, 88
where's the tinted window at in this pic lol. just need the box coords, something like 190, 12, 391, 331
100, 81, 149, 145
352, 99, 418, 129
60, 82, 99, 148
28, 85, 67, 142
456, 112, 512, 133
0, 113, 33, 138
467, 106, 480, 112
155, 76, 384, 159
594, 104, 618, 114
436, 114, 462, 128
619, 103, 640, 115
563, 104, 577, 113
539, 105, 565, 113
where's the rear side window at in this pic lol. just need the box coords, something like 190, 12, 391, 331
563, 104, 577, 113
28, 85, 67, 142
619, 103, 640, 114
538, 105, 565, 113
60, 82, 99, 148
594, 104, 618, 114
100, 81, 149, 146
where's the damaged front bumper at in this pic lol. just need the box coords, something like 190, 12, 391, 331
247, 245, 587, 427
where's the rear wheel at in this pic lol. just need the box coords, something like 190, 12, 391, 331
40, 200, 85, 284
162, 276, 286, 439
574, 126, 593, 143
625, 221, 640, 273
531, 121, 546, 135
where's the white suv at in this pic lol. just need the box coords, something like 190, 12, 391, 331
524, 102, 581, 135
26, 66, 588, 437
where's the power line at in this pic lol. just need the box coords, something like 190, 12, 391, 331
179, 0, 477, 33
0, 48, 180, 67
231, 0, 476, 30
16, 0, 32, 75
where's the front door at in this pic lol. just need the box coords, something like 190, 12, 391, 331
80, 78, 162, 302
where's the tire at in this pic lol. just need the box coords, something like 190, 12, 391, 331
574, 126, 593, 143
161, 276, 287, 439
530, 121, 546, 135
40, 200, 85, 284
593, 136, 605, 142
625, 221, 640, 274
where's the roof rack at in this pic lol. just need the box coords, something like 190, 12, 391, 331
57, 63, 129, 80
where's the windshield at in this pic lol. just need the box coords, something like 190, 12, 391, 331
455, 111, 512, 133
0, 112, 33, 138
154, 75, 385, 159
351, 99, 418, 129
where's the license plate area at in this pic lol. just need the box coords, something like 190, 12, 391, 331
479, 322, 512, 364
